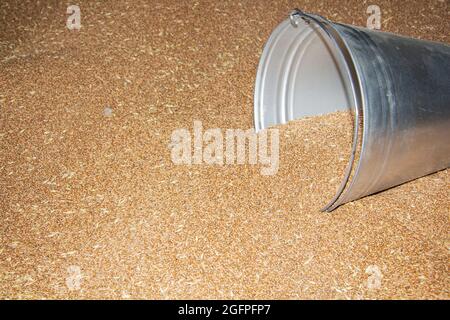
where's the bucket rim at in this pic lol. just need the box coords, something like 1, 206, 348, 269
253, 9, 365, 212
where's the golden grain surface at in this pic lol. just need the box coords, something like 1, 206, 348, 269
0, 0, 449, 299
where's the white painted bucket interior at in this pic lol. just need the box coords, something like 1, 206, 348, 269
254, 19, 356, 131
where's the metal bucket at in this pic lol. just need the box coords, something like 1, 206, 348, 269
254, 9, 450, 211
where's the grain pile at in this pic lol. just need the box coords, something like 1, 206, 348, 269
0, 0, 449, 299
274, 111, 354, 208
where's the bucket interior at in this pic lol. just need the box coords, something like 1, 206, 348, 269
254, 17, 360, 210
254, 18, 356, 130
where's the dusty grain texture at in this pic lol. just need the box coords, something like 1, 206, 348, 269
0, 0, 449, 299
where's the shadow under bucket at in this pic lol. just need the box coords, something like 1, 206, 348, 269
254, 9, 450, 211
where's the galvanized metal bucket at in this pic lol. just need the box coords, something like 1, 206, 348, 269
254, 9, 450, 211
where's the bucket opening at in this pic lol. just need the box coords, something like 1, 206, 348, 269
254, 14, 363, 210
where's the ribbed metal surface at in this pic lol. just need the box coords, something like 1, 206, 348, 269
254, 19, 353, 132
